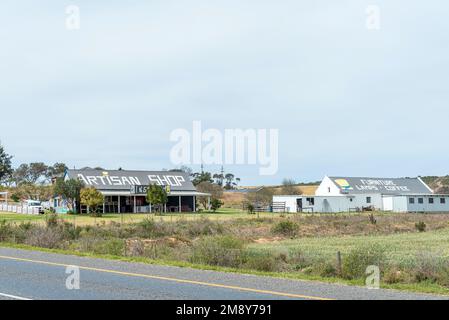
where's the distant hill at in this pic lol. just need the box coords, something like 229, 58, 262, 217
222, 185, 319, 208
421, 176, 449, 194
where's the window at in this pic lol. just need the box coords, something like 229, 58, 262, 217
409, 198, 415, 204
350, 198, 353, 202
429, 198, 434, 204
418, 198, 424, 204
306, 197, 315, 206
328, 187, 331, 193
366, 197, 372, 204
441, 198, 446, 204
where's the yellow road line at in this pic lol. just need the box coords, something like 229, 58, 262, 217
0, 254, 333, 300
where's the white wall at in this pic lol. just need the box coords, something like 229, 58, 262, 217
406, 195, 449, 212
273, 194, 383, 213
315, 176, 341, 196
272, 195, 299, 213
383, 196, 394, 211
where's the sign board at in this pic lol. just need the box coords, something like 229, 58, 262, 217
130, 185, 171, 195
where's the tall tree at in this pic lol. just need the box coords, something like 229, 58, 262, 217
0, 143, 13, 185
28, 162, 48, 184
12, 163, 31, 185
46, 163, 68, 181
192, 171, 213, 186
54, 178, 84, 213
224, 173, 240, 190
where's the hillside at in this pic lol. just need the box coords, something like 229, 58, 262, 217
222, 185, 318, 208
421, 176, 449, 194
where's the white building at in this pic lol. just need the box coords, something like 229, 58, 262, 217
273, 176, 449, 213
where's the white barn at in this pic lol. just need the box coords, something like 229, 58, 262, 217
273, 176, 449, 213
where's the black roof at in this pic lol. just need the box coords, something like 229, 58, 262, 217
329, 176, 432, 195
66, 169, 196, 191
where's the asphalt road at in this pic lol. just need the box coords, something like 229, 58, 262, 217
0, 247, 446, 300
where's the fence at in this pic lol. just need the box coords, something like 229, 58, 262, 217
0, 203, 41, 215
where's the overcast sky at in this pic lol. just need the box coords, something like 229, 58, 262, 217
1, 1, 448, 185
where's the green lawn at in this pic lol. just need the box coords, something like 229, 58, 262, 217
249, 228, 449, 266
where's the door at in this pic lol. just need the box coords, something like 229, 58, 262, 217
296, 198, 303, 212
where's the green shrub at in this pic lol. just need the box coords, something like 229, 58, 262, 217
271, 220, 298, 237
0, 220, 13, 241
313, 261, 338, 278
412, 252, 449, 286
247, 203, 255, 215
244, 251, 279, 272
136, 218, 171, 238
45, 213, 59, 228
415, 221, 426, 232
61, 222, 82, 240
92, 238, 125, 256
210, 198, 224, 212
190, 235, 246, 268
342, 244, 386, 279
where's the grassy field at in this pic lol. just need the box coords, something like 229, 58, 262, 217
0, 208, 273, 225
2, 209, 449, 294
249, 228, 449, 266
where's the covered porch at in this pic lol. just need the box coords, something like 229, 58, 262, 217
95, 191, 211, 214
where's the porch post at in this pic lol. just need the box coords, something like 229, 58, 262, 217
118, 195, 121, 214
133, 196, 137, 213
179, 196, 181, 213
193, 196, 196, 213
208, 196, 211, 211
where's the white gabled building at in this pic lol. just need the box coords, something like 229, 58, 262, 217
273, 176, 449, 213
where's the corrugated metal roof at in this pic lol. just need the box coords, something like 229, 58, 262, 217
66, 169, 196, 191
328, 176, 432, 195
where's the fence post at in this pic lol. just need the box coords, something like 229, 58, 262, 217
336, 251, 342, 276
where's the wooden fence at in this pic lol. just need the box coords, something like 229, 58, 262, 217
0, 203, 41, 215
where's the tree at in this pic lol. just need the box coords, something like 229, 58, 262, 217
192, 171, 213, 186
0, 143, 13, 185
224, 173, 240, 190
213, 173, 224, 187
146, 184, 168, 213
28, 162, 48, 184
210, 198, 223, 213
196, 181, 223, 210
281, 178, 300, 195
245, 187, 274, 207
12, 164, 31, 185
14, 184, 54, 201
80, 187, 104, 216
54, 178, 84, 213
169, 166, 193, 176
46, 163, 68, 181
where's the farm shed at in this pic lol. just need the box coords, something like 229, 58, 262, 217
273, 176, 449, 213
